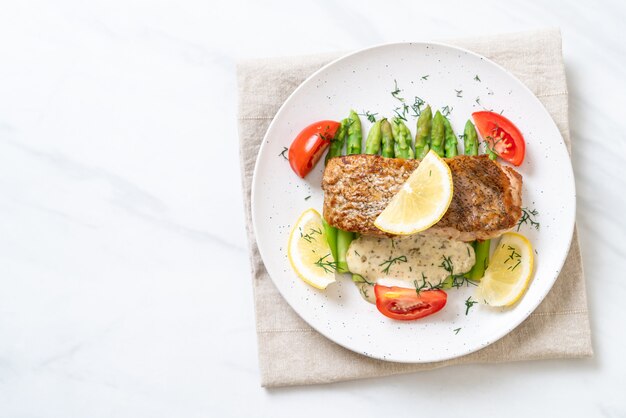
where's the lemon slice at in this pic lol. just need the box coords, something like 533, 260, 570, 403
476, 232, 534, 306
374, 150, 453, 235
288, 208, 336, 289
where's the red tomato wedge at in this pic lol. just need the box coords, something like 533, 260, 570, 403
374, 285, 447, 321
472, 111, 526, 166
288, 120, 340, 178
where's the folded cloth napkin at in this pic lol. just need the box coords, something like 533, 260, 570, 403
237, 28, 592, 388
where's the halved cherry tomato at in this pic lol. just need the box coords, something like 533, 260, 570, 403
472, 111, 526, 166
374, 285, 447, 321
288, 120, 340, 178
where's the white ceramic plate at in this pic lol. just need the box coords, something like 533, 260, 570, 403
251, 42, 575, 363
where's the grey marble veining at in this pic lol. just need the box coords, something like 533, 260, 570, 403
0, 0, 624, 417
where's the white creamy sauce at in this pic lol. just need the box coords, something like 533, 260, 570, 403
347, 234, 475, 304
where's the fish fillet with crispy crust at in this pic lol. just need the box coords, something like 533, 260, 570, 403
322, 154, 522, 241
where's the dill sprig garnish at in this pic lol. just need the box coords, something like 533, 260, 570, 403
391, 79, 403, 100
410, 96, 425, 117
455, 89, 463, 98
475, 96, 481, 105
454, 327, 461, 335
279, 147, 288, 160
503, 245, 522, 271
421, 74, 429, 80
353, 274, 374, 285
413, 272, 446, 294
379, 255, 408, 274
517, 207, 540, 231
484, 135, 504, 157
300, 227, 322, 243
439, 255, 454, 274
465, 296, 478, 315
393, 106, 409, 121
314, 254, 337, 274
474, 75, 481, 82
441, 105, 453, 117
439, 255, 478, 289
359, 110, 378, 123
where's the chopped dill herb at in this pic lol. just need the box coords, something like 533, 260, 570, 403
279, 147, 288, 160
304, 195, 311, 201
410, 96, 426, 117
300, 227, 322, 243
413, 273, 442, 294
441, 105, 453, 117
379, 255, 408, 274
484, 135, 504, 157
517, 207, 540, 231
393, 106, 408, 121
508, 260, 522, 271
474, 75, 481, 82
353, 274, 374, 285
455, 89, 463, 98
359, 110, 378, 123
454, 327, 461, 335
391, 79, 403, 100
421, 75, 429, 80
439, 255, 454, 275
314, 254, 337, 274
465, 296, 478, 315
439, 255, 478, 289
475, 97, 481, 105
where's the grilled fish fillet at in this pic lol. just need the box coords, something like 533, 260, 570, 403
322, 154, 522, 241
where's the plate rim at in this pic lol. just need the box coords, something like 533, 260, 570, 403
250, 41, 576, 363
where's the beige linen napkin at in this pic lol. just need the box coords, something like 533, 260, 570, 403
237, 29, 592, 388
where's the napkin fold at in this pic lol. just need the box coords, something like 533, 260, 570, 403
237, 29, 592, 388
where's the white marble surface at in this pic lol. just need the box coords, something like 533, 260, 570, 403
0, 1, 624, 416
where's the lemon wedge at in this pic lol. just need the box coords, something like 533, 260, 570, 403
476, 232, 534, 306
374, 150, 453, 235
288, 208, 336, 289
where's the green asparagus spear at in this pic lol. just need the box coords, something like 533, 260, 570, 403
380, 118, 395, 158
391, 118, 414, 159
336, 229, 354, 273
463, 120, 479, 156
322, 218, 338, 262
365, 120, 382, 155
469, 240, 490, 280
443, 116, 458, 158
346, 110, 362, 155
486, 140, 498, 161
430, 110, 446, 157
414, 105, 432, 159
325, 118, 348, 163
